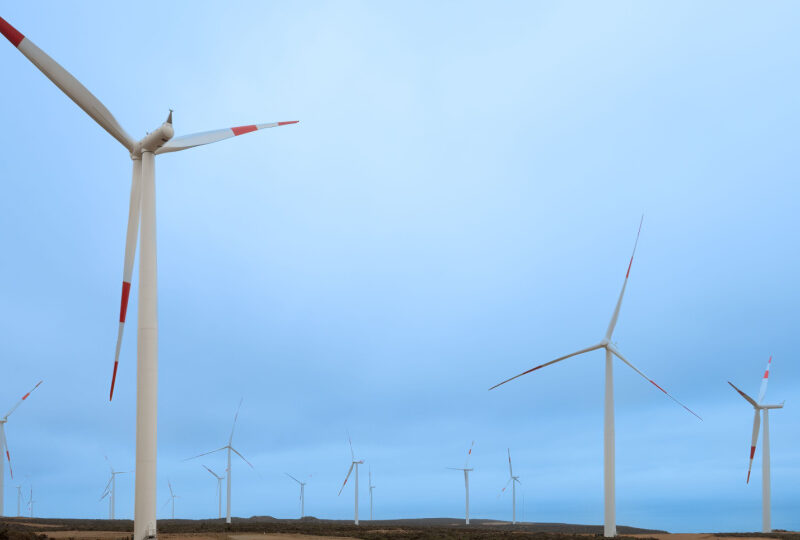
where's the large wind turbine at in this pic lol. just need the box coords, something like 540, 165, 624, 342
368, 468, 375, 521
100, 457, 129, 519
729, 356, 785, 533
0, 16, 296, 540
187, 400, 254, 524
285, 473, 308, 519
0, 380, 42, 516
203, 465, 224, 519
337, 434, 364, 525
447, 441, 474, 525
490, 218, 701, 537
499, 449, 521, 525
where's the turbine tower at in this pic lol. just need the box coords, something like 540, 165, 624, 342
368, 468, 375, 521
447, 441, 474, 525
0, 380, 42, 516
100, 457, 129, 519
337, 434, 364, 525
490, 217, 701, 537
499, 449, 521, 525
285, 473, 308, 519
0, 16, 296, 540
16, 485, 22, 517
729, 356, 785, 533
203, 465, 224, 519
186, 400, 254, 524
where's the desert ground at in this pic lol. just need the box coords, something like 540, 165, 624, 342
1, 517, 799, 540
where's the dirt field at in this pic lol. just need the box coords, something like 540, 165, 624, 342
1, 517, 797, 540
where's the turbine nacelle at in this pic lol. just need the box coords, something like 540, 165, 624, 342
136, 113, 175, 155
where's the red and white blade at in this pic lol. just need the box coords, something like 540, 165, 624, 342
338, 462, 355, 495
0, 424, 11, 479
3, 380, 43, 419
757, 356, 772, 404
490, 343, 604, 391
0, 17, 135, 151
609, 345, 702, 420
747, 409, 760, 483
110, 160, 142, 401
155, 121, 299, 155
605, 215, 644, 340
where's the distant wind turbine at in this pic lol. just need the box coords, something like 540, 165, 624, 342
337, 433, 364, 525
368, 468, 375, 521
499, 449, 521, 525
100, 457, 129, 519
160, 481, 179, 519
447, 441, 474, 525
186, 399, 253, 524
16, 485, 22, 517
203, 465, 225, 519
729, 356, 785, 533
0, 380, 42, 516
26, 486, 34, 518
490, 217, 701, 537
285, 473, 309, 519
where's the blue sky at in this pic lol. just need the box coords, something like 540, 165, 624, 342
1, 0, 798, 533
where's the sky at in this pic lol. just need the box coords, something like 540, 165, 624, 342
1, 0, 798, 533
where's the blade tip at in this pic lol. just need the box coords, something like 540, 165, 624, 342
278, 120, 299, 126
0, 17, 24, 47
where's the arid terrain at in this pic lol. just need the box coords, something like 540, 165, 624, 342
1, 517, 798, 540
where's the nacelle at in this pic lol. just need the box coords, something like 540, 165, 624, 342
139, 122, 174, 153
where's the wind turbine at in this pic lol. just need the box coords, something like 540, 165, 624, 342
16, 485, 22, 517
337, 434, 364, 525
499, 449, 521, 525
447, 441, 474, 525
490, 217, 701, 537
0, 16, 296, 540
0, 380, 42, 516
285, 473, 308, 519
203, 465, 224, 519
26, 486, 34, 518
100, 457, 129, 519
186, 400, 254, 524
368, 468, 375, 521
729, 356, 785, 533
162, 481, 178, 520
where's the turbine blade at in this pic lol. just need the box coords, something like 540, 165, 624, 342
747, 409, 761, 484
489, 343, 604, 390
347, 431, 355, 461
338, 463, 355, 495
609, 345, 702, 420
203, 464, 223, 479
168, 480, 174, 497
110, 160, 142, 401
605, 215, 644, 340
728, 381, 758, 408
285, 473, 301, 484
183, 446, 227, 461
507, 448, 513, 477
155, 121, 299, 155
757, 356, 772, 404
0, 425, 12, 479
465, 440, 474, 468
229, 398, 243, 445
100, 476, 113, 499
230, 446, 254, 469
0, 17, 135, 151
499, 477, 512, 497
3, 380, 43, 418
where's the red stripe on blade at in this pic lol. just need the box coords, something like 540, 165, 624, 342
746, 470, 751, 483
0, 17, 24, 47
119, 281, 131, 322
749, 446, 756, 459
21, 392, 30, 400
232, 125, 258, 136
278, 121, 299, 126
649, 379, 667, 394
626, 256, 634, 278
110, 361, 119, 401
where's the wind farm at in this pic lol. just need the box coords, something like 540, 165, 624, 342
1, 2, 799, 539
